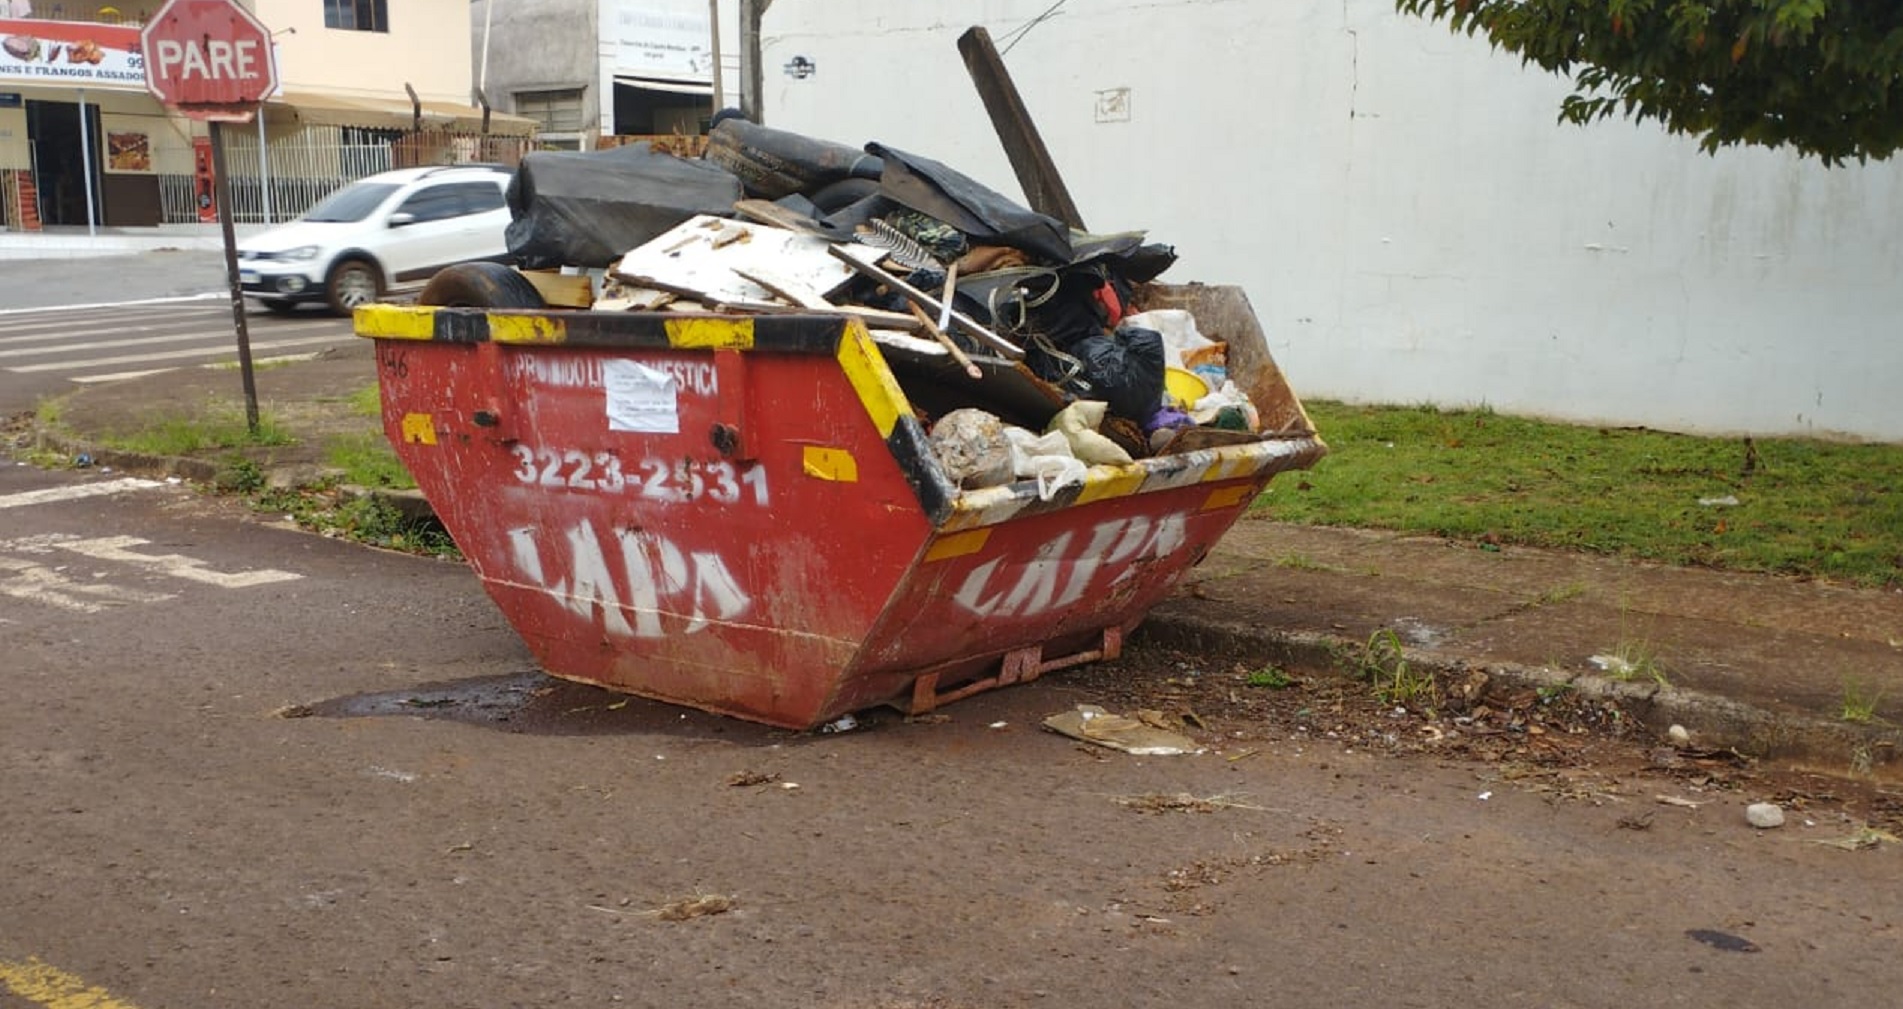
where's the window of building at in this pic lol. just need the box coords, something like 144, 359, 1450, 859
324, 0, 389, 33
514, 89, 586, 136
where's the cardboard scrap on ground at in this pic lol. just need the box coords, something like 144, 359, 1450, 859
1043, 704, 1204, 756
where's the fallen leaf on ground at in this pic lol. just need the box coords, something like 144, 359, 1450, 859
653, 894, 735, 921
725, 770, 781, 787
1114, 792, 1264, 814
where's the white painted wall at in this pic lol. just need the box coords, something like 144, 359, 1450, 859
259, 0, 472, 103
760, 0, 1903, 441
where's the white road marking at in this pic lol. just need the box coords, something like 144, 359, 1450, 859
0, 478, 162, 510
0, 555, 175, 613
69, 353, 331, 385
7, 334, 349, 373
49, 535, 302, 588
69, 368, 178, 384
0, 320, 340, 358
0, 310, 232, 344
0, 291, 225, 316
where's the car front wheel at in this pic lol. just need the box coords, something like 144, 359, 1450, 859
325, 257, 382, 315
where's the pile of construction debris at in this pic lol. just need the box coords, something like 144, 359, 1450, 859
493, 114, 1273, 489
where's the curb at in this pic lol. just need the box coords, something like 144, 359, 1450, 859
18, 427, 1900, 781
1137, 603, 1903, 781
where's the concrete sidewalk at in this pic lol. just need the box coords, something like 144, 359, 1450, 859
16, 334, 1903, 778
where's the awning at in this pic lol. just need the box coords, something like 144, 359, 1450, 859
267, 91, 539, 136
613, 75, 714, 97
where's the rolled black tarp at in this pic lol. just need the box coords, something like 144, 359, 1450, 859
505, 145, 745, 269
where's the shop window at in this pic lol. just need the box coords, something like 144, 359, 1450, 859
324, 0, 389, 33
514, 89, 586, 136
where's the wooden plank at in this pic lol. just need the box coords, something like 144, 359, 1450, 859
516, 268, 596, 309
956, 26, 1086, 230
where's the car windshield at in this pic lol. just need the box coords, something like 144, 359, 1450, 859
303, 182, 400, 223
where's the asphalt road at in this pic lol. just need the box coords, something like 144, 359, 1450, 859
2, 263, 1899, 1008
0, 252, 351, 417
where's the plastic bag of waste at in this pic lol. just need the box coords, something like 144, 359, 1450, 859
1047, 401, 1132, 466
1123, 309, 1222, 371
929, 409, 1015, 489
1004, 426, 1088, 501
1065, 324, 1167, 423
1191, 379, 1262, 433
505, 145, 744, 269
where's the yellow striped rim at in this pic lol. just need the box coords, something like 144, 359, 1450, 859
666, 317, 755, 349
834, 321, 908, 439
1072, 467, 1147, 506
352, 304, 437, 340
488, 313, 568, 344
1201, 484, 1255, 511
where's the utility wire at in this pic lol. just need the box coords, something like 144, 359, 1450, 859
997, 0, 1069, 56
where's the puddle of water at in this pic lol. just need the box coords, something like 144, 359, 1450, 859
301, 670, 789, 742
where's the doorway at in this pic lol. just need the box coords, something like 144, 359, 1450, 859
26, 99, 103, 228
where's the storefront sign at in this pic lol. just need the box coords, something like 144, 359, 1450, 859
0, 18, 145, 90
602, 0, 712, 84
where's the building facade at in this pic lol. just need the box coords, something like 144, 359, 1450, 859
471, 0, 735, 149
757, 0, 1903, 441
0, 0, 531, 232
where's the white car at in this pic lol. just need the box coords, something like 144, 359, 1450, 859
237, 164, 514, 315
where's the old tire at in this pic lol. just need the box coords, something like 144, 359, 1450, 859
418, 263, 546, 310
325, 257, 383, 315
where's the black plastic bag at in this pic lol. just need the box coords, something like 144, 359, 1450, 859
1057, 324, 1167, 423
505, 145, 744, 269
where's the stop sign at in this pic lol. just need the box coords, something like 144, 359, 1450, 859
140, 0, 278, 115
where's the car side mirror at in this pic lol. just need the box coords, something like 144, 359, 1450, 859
388, 212, 416, 227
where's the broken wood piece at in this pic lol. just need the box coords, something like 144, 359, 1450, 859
515, 268, 595, 309
907, 300, 983, 380
826, 245, 1023, 359
718, 284, 924, 332
937, 260, 959, 333
732, 267, 835, 309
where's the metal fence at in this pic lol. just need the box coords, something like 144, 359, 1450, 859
157, 128, 536, 225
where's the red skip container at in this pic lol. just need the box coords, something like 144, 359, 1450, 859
355, 283, 1325, 729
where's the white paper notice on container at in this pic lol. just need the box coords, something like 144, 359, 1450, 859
604, 360, 681, 434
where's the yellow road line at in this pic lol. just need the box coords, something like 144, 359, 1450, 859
0, 957, 144, 1009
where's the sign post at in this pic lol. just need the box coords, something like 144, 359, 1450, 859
140, 0, 279, 435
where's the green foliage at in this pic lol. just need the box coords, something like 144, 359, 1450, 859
1840, 679, 1883, 723
99, 405, 293, 456
256, 485, 460, 558
324, 432, 415, 490
1394, 1, 1903, 163
1356, 628, 1440, 709
213, 454, 266, 495
1260, 400, 1903, 587
1245, 665, 1296, 689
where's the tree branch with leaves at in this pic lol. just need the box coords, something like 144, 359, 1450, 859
1395, 1, 1903, 164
